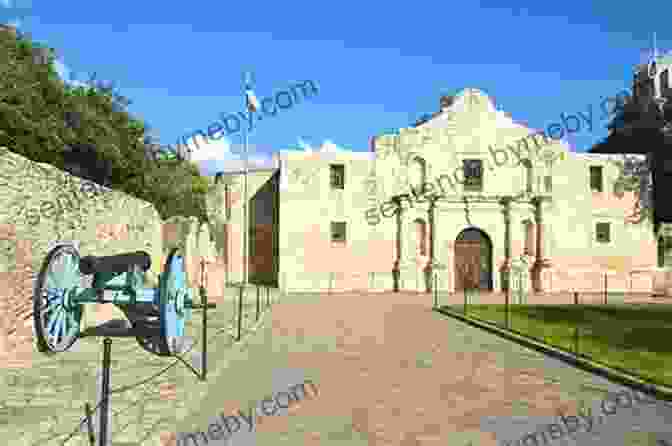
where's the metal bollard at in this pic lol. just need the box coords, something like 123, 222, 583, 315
98, 339, 113, 446
256, 285, 260, 321
505, 287, 510, 329
237, 285, 243, 341
84, 403, 95, 446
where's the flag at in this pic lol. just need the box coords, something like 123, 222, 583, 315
245, 88, 260, 112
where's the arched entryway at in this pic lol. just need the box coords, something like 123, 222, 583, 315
454, 227, 493, 291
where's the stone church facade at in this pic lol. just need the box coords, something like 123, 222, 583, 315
216, 88, 665, 296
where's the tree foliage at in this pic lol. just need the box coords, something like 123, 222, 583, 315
0, 29, 212, 223
592, 87, 660, 226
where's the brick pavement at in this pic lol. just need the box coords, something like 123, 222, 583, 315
3, 288, 669, 446
160, 291, 672, 446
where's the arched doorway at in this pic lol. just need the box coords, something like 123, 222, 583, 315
454, 227, 493, 291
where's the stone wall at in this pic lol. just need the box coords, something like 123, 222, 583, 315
0, 148, 225, 366
161, 216, 226, 299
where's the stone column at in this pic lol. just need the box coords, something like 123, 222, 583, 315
392, 197, 402, 292
532, 197, 551, 293
499, 196, 513, 292
425, 197, 437, 293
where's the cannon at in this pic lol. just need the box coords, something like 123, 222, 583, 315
31, 241, 220, 446
33, 242, 214, 357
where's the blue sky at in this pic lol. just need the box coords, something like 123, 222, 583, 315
2, 0, 671, 176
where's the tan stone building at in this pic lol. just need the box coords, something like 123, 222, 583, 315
216, 88, 666, 296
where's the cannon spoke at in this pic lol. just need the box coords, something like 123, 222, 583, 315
52, 308, 67, 345
39, 293, 61, 313
62, 309, 69, 338
56, 312, 65, 343
46, 306, 62, 337
47, 311, 62, 345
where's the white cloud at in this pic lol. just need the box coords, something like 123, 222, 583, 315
297, 137, 313, 153
184, 135, 275, 175
52, 59, 89, 88
52, 59, 69, 80
188, 137, 230, 163
294, 138, 349, 153
319, 140, 342, 152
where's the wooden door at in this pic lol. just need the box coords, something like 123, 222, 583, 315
454, 240, 481, 291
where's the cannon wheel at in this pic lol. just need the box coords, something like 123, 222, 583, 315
161, 247, 190, 355
33, 242, 83, 354
123, 247, 189, 356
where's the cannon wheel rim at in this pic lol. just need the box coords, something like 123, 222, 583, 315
160, 247, 188, 355
33, 242, 82, 354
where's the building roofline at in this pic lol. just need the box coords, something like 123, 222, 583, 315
215, 167, 279, 176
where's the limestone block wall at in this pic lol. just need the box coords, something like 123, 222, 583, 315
0, 148, 224, 367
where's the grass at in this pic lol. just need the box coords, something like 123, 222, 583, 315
442, 303, 672, 387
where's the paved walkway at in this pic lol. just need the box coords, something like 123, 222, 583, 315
161, 292, 672, 446
3, 290, 671, 445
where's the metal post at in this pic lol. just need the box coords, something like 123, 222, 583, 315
574, 291, 579, 305
200, 259, 208, 381
433, 273, 437, 308
604, 273, 608, 305
99, 338, 112, 446
201, 289, 208, 382
256, 285, 260, 321
84, 403, 95, 446
505, 286, 510, 329
242, 71, 252, 288
237, 285, 243, 341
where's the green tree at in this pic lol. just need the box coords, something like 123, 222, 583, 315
0, 29, 213, 224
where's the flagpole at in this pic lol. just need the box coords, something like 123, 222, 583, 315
243, 125, 248, 286
243, 73, 250, 287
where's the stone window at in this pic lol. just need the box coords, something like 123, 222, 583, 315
330, 164, 345, 189
596, 222, 611, 243
409, 157, 426, 190
463, 159, 483, 191
331, 221, 346, 243
590, 166, 603, 192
